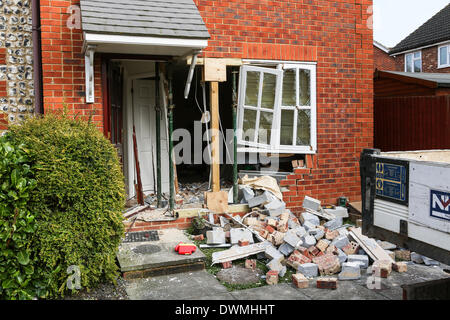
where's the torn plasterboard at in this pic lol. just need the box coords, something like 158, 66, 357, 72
212, 241, 272, 265
240, 175, 283, 201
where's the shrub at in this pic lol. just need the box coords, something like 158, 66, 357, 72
0, 137, 42, 300
5, 113, 125, 298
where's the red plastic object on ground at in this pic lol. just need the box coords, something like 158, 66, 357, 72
175, 242, 197, 255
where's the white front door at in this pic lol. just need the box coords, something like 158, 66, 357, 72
132, 79, 169, 195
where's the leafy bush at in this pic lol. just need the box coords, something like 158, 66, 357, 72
4, 113, 126, 298
0, 137, 42, 299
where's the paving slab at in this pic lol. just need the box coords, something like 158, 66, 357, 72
117, 229, 206, 272
229, 283, 311, 300
126, 270, 232, 300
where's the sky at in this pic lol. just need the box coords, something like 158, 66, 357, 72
373, 0, 450, 48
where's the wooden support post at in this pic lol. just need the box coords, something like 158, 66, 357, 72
210, 81, 220, 192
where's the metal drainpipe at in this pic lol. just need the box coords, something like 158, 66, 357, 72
168, 73, 175, 211
155, 63, 162, 208
232, 70, 239, 204
32, 0, 44, 114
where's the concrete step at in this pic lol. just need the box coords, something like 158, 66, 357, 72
117, 229, 206, 279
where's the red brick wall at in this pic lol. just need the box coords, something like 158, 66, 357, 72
39, 0, 374, 211
195, 0, 374, 209
374, 46, 398, 71
40, 0, 104, 130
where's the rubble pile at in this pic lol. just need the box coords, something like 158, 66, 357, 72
195, 178, 442, 290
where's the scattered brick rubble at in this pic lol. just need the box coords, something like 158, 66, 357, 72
194, 182, 443, 290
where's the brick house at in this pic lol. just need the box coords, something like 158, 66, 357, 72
0, 0, 373, 216
390, 3, 450, 74
373, 41, 397, 71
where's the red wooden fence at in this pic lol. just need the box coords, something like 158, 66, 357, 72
374, 95, 450, 152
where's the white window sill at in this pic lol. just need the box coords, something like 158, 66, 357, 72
237, 147, 316, 155
437, 65, 450, 69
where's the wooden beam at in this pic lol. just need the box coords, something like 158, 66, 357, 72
210, 81, 220, 192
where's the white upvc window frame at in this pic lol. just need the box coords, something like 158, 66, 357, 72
237, 62, 317, 154
438, 43, 450, 68
404, 51, 422, 73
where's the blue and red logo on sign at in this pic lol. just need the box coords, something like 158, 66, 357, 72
430, 190, 450, 221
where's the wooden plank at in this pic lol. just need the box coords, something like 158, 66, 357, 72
210, 81, 220, 192
204, 58, 227, 82
205, 191, 228, 214
349, 228, 395, 263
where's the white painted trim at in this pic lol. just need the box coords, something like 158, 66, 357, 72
438, 43, 450, 68
390, 39, 450, 57
373, 41, 390, 53
243, 59, 317, 66
84, 32, 208, 50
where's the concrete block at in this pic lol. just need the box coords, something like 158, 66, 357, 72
288, 217, 300, 229
337, 249, 348, 264
294, 226, 307, 238
264, 195, 286, 212
268, 207, 285, 217
338, 262, 361, 280
303, 221, 317, 231
313, 229, 325, 241
266, 259, 286, 277
292, 273, 309, 289
303, 196, 321, 211
411, 252, 424, 264
265, 246, 284, 262
297, 263, 319, 278
242, 187, 255, 202
422, 256, 439, 266
347, 255, 369, 268
300, 212, 320, 226
330, 235, 350, 249
248, 192, 271, 208
206, 228, 226, 244
230, 228, 254, 245
324, 217, 343, 230
302, 235, 317, 247
279, 243, 295, 256
324, 207, 348, 218
284, 232, 303, 248
377, 240, 397, 251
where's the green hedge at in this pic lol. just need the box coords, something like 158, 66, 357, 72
1, 113, 126, 299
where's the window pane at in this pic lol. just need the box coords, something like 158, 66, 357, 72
242, 108, 257, 142
280, 109, 294, 145
282, 69, 296, 106
297, 110, 311, 146
414, 58, 421, 72
414, 52, 420, 59
299, 69, 311, 106
261, 73, 276, 109
405, 54, 412, 72
245, 71, 259, 106
258, 111, 273, 145
440, 47, 448, 65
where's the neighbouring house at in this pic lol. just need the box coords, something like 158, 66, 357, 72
0, 0, 374, 217
374, 71, 450, 152
373, 41, 397, 71
390, 3, 450, 74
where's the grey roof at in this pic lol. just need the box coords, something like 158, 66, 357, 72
80, 0, 210, 39
390, 4, 450, 54
382, 71, 450, 88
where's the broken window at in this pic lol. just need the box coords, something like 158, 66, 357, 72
237, 63, 317, 154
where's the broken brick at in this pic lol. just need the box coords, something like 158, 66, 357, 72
245, 259, 257, 271
342, 241, 360, 256
267, 218, 277, 227
222, 261, 232, 269
316, 239, 330, 252
277, 222, 289, 233
266, 270, 279, 285
193, 234, 204, 241
292, 273, 309, 289
238, 239, 250, 247
394, 250, 411, 261
393, 262, 407, 273
259, 229, 269, 239
266, 225, 276, 234
317, 277, 338, 290
372, 260, 392, 278
308, 246, 321, 257
325, 230, 340, 241
313, 253, 341, 276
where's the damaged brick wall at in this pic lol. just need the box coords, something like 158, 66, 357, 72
39, 0, 104, 130
195, 0, 374, 210
0, 0, 35, 135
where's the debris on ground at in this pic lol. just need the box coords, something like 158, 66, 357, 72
190, 178, 447, 290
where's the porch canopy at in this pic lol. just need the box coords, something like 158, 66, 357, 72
80, 0, 210, 101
